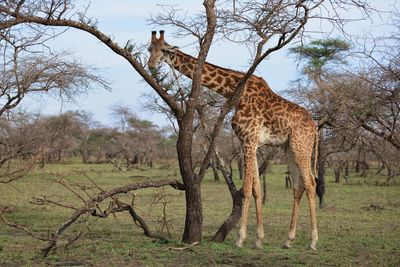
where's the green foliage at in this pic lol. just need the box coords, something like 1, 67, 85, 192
290, 38, 350, 74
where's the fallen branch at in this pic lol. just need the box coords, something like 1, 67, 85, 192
42, 178, 184, 257
90, 200, 169, 241
0, 211, 49, 242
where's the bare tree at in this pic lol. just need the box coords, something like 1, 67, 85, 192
0, 1, 109, 184
0, 27, 109, 117
0, 111, 43, 183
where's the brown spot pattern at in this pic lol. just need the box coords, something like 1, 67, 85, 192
159, 44, 319, 251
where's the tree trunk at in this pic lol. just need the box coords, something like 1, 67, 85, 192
285, 174, 292, 189
258, 158, 269, 205
177, 115, 203, 244
361, 150, 368, 177
355, 147, 361, 173
211, 146, 243, 243
334, 167, 340, 183
212, 189, 242, 242
211, 154, 220, 182
237, 149, 244, 180
376, 161, 385, 174
262, 173, 267, 205
82, 150, 89, 164
343, 161, 349, 184
182, 179, 203, 243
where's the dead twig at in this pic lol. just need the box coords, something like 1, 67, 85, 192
164, 241, 199, 251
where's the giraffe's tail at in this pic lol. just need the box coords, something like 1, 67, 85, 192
313, 128, 325, 207
313, 129, 319, 179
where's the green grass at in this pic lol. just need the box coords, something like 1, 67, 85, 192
0, 162, 399, 266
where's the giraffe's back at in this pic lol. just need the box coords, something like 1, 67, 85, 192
232, 76, 316, 146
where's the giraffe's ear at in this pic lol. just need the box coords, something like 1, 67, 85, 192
151, 31, 157, 42
159, 30, 165, 42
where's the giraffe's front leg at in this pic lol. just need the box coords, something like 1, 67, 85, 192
236, 144, 258, 248
236, 183, 251, 248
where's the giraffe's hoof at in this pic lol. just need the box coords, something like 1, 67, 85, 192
282, 241, 292, 249
235, 239, 244, 248
309, 244, 317, 252
253, 240, 263, 250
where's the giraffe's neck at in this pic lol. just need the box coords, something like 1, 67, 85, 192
166, 50, 244, 98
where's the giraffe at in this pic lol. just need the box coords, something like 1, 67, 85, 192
148, 30, 319, 251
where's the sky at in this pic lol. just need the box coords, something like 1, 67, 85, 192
20, 0, 399, 127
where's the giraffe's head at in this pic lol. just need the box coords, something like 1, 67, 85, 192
147, 30, 177, 69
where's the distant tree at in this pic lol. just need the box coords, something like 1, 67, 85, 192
39, 112, 84, 163
74, 111, 97, 163
128, 117, 160, 167
109, 105, 138, 170
0, 111, 43, 183
290, 39, 350, 77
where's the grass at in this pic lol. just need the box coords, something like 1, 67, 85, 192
0, 162, 399, 266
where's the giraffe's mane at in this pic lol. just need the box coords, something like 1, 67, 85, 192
174, 49, 265, 80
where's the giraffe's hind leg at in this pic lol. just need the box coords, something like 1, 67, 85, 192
284, 149, 304, 249
290, 134, 318, 251
236, 144, 259, 248
252, 164, 264, 249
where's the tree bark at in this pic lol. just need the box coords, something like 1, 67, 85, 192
212, 189, 242, 242
182, 180, 203, 243
355, 147, 361, 173
334, 166, 340, 183
262, 173, 267, 205
237, 149, 244, 180
177, 123, 203, 243
211, 154, 220, 181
